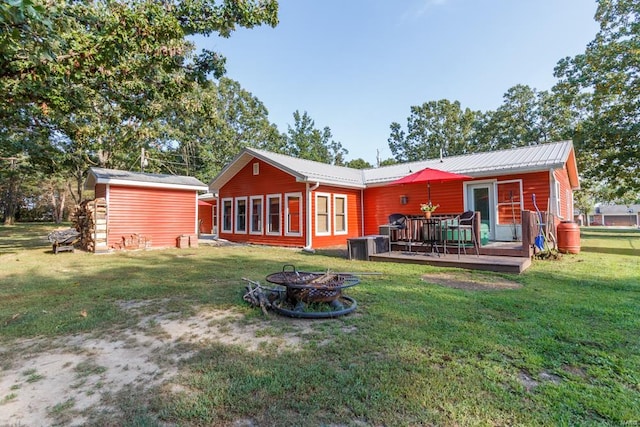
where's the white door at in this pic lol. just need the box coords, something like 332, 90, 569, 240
467, 183, 494, 241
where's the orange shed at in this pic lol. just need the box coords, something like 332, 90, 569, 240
85, 168, 208, 250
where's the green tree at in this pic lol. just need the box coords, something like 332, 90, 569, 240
388, 100, 477, 162
1, 0, 278, 222
554, 0, 640, 196
158, 78, 284, 182
345, 158, 372, 169
284, 111, 348, 165
472, 85, 574, 151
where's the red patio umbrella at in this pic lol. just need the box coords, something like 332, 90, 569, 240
391, 167, 472, 204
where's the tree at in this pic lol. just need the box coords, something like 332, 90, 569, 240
159, 78, 284, 182
345, 158, 372, 169
1, 0, 279, 220
284, 111, 348, 165
554, 0, 640, 196
388, 100, 478, 162
472, 85, 574, 151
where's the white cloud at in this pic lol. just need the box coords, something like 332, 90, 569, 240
415, 0, 449, 17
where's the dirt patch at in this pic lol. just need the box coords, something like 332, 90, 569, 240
0, 303, 325, 426
422, 271, 522, 291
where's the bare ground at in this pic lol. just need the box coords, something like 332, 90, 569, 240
0, 302, 317, 426
0, 272, 520, 425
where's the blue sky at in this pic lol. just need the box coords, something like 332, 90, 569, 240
194, 0, 600, 165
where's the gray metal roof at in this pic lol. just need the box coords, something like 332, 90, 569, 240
209, 148, 366, 191
363, 140, 575, 185
210, 141, 576, 191
86, 167, 208, 191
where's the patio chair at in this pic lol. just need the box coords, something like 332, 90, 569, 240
387, 213, 407, 253
444, 211, 480, 258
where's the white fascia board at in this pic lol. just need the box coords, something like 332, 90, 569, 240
295, 177, 365, 189
96, 178, 208, 192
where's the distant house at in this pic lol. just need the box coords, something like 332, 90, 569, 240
85, 168, 208, 249
208, 140, 580, 249
589, 204, 640, 227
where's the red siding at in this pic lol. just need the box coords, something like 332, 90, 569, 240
362, 171, 553, 235
311, 185, 362, 247
219, 159, 307, 247
219, 159, 364, 248
107, 185, 197, 248
554, 168, 573, 220
198, 202, 213, 234
363, 180, 466, 235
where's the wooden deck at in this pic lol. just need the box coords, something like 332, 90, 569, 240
369, 250, 531, 274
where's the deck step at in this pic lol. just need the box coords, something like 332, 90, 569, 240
369, 252, 531, 274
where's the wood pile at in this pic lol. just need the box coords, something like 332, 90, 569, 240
72, 198, 107, 252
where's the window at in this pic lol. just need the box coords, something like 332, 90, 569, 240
250, 196, 263, 234
253, 162, 259, 175
235, 197, 247, 233
285, 192, 303, 236
266, 194, 281, 235
334, 194, 347, 234
221, 198, 233, 233
315, 193, 331, 236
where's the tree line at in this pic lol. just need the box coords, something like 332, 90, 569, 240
1, 0, 638, 224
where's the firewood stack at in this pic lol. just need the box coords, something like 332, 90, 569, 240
72, 198, 107, 252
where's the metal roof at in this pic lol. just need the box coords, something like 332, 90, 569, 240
86, 167, 208, 191
363, 140, 575, 185
209, 141, 577, 191
209, 148, 366, 191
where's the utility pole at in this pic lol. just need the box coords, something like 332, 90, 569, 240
140, 148, 148, 172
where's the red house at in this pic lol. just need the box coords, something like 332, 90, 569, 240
209, 141, 579, 249
86, 168, 208, 250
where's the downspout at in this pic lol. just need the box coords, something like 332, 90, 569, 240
360, 188, 364, 236
304, 182, 320, 251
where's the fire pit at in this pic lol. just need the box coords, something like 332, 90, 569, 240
264, 265, 359, 318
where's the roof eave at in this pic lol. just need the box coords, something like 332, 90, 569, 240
92, 177, 207, 192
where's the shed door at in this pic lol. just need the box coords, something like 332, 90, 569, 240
467, 183, 494, 240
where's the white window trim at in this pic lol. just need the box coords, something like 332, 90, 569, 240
315, 192, 332, 237
285, 192, 303, 237
221, 197, 233, 233
253, 162, 259, 175
235, 197, 248, 234
266, 193, 282, 236
333, 194, 348, 235
249, 195, 264, 235
555, 180, 562, 219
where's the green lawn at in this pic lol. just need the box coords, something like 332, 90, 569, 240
1, 223, 639, 426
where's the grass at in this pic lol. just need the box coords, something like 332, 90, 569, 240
1, 222, 639, 425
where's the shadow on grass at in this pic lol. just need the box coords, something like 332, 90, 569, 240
580, 246, 640, 256
0, 222, 67, 255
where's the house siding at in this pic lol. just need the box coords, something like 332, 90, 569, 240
311, 185, 362, 247
362, 171, 553, 235
363, 181, 466, 235
107, 185, 197, 248
198, 202, 214, 234
218, 158, 307, 247
554, 168, 573, 220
